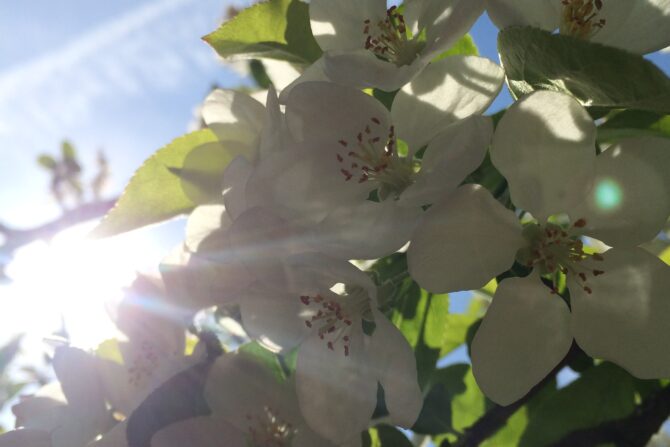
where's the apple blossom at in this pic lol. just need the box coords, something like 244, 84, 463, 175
487, 0, 670, 54
408, 90, 670, 405
0, 347, 110, 447
95, 276, 206, 418
228, 252, 423, 444
92, 352, 338, 447
245, 57, 504, 259
303, 0, 485, 91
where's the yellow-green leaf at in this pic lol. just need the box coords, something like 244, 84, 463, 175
91, 129, 221, 238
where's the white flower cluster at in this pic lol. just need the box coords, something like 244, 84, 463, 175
3, 1, 670, 446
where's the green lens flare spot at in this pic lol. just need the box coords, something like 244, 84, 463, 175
595, 179, 623, 211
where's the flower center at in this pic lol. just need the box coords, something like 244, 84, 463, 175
517, 218, 605, 295
336, 118, 414, 199
363, 6, 424, 66
560, 0, 606, 39
246, 405, 296, 447
127, 340, 160, 387
299, 287, 372, 356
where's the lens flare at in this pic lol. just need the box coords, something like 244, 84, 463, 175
595, 178, 623, 211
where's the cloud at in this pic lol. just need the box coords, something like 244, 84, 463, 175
0, 0, 225, 146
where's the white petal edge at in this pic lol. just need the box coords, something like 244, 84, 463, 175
571, 247, 670, 379
400, 115, 493, 206
368, 309, 423, 428
471, 275, 573, 405
570, 136, 670, 248
392, 56, 503, 153
491, 90, 597, 220
407, 184, 523, 293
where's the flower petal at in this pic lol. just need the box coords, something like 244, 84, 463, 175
570, 137, 670, 247
185, 204, 230, 252
415, 0, 486, 58
202, 89, 266, 160
571, 247, 670, 378
245, 146, 371, 224
408, 184, 523, 293
239, 284, 311, 353
322, 49, 427, 92
471, 276, 572, 405
591, 0, 670, 54
279, 57, 331, 104
205, 353, 299, 433
486, 0, 560, 30
311, 200, 421, 260
400, 115, 493, 206
151, 416, 246, 447
392, 56, 503, 152
225, 207, 312, 287
285, 81, 390, 143
52, 347, 107, 422
368, 309, 422, 428
309, 0, 386, 52
221, 155, 253, 221
0, 429, 51, 447
296, 327, 377, 444
259, 85, 285, 157
491, 91, 596, 220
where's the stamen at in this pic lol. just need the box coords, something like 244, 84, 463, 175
246, 406, 296, 446
362, 6, 422, 66
560, 0, 607, 40
298, 289, 371, 357
517, 219, 606, 296
334, 118, 413, 195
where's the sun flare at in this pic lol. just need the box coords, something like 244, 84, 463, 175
3, 222, 165, 349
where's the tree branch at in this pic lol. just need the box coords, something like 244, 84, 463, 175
551, 385, 670, 447
451, 343, 581, 447
0, 198, 117, 254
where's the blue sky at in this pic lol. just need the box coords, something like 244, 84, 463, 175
0, 0, 669, 435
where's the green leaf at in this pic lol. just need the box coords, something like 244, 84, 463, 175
481, 379, 558, 447
91, 129, 220, 238
413, 364, 469, 435
390, 283, 441, 387
95, 338, 124, 364
203, 0, 322, 64
37, 154, 57, 170
249, 59, 273, 89
61, 140, 77, 160
362, 424, 413, 447
498, 27, 670, 114
168, 141, 239, 204
439, 298, 485, 357
598, 110, 670, 143
238, 341, 286, 382
434, 34, 479, 60
519, 363, 636, 447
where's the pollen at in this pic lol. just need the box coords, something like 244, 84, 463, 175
517, 219, 605, 295
335, 118, 414, 199
560, 0, 607, 40
246, 405, 296, 447
362, 6, 423, 66
298, 288, 371, 357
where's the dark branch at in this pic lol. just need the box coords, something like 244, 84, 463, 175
0, 198, 117, 253
551, 385, 670, 447
451, 343, 582, 447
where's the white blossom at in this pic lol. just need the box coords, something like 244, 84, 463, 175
408, 90, 670, 404
487, 0, 670, 54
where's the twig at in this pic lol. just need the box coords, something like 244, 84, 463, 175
551, 385, 670, 447
451, 343, 581, 447
0, 198, 117, 253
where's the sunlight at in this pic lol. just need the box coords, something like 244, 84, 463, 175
4, 222, 164, 350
